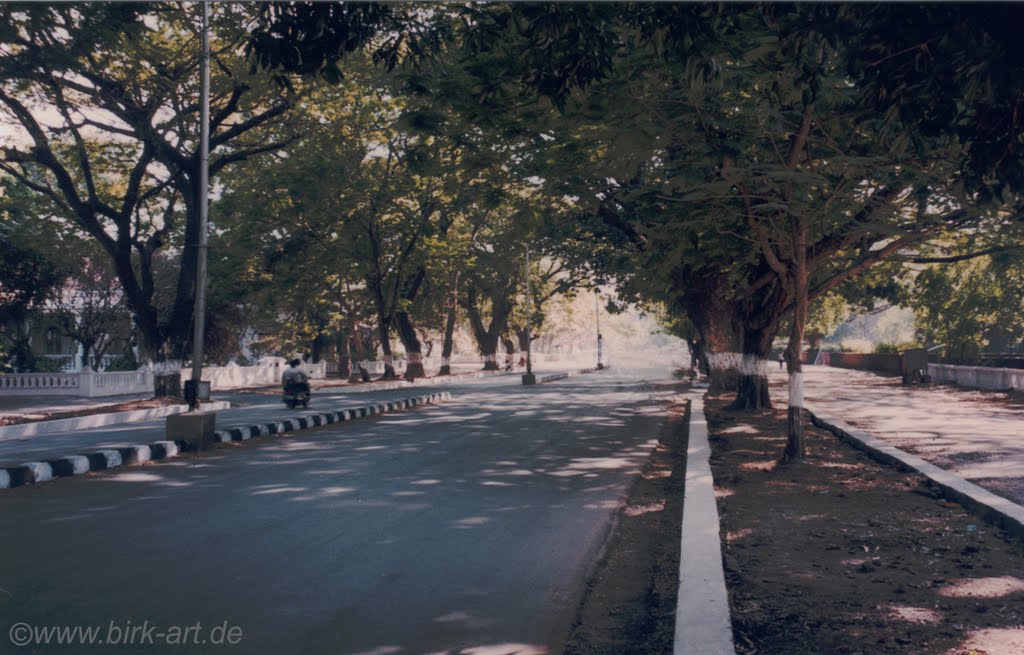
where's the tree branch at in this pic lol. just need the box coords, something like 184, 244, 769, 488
901, 244, 1024, 264
721, 158, 788, 277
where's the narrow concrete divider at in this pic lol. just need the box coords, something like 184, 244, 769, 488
527, 366, 607, 385
0, 401, 232, 440
1, 392, 451, 490
674, 393, 737, 655
808, 405, 1024, 542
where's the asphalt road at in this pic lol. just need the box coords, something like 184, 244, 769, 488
0, 372, 520, 466
1, 367, 680, 655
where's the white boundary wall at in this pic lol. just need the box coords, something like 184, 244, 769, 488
0, 360, 328, 398
928, 363, 1024, 392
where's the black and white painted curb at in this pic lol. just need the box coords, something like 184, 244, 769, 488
320, 369, 515, 394
0, 392, 451, 490
211, 392, 450, 444
807, 405, 1024, 543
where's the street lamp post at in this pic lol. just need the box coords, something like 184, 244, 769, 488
522, 245, 536, 385
185, 0, 211, 411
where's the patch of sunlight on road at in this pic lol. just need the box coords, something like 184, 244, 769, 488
251, 486, 307, 495
352, 647, 402, 655
433, 611, 472, 623
584, 499, 620, 510
453, 516, 491, 528
105, 472, 164, 483
461, 645, 548, 655
479, 468, 534, 477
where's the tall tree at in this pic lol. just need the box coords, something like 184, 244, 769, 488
0, 3, 306, 393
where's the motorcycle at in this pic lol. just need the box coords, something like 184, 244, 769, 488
282, 380, 311, 409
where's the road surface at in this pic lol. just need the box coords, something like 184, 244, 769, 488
1, 367, 680, 655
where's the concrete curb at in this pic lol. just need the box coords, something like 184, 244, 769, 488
1, 392, 450, 490
674, 393, 737, 655
211, 392, 450, 445
530, 366, 608, 385
322, 369, 516, 393
807, 405, 1024, 543
0, 401, 232, 440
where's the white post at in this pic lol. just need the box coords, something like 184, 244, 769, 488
80, 366, 96, 397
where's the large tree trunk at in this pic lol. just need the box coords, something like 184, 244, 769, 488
376, 314, 397, 380
396, 267, 428, 380
514, 325, 532, 352
348, 321, 372, 383
688, 292, 744, 393
310, 330, 328, 364
335, 328, 351, 379
730, 325, 774, 411
395, 310, 426, 380
438, 295, 458, 376
782, 220, 810, 463
464, 288, 513, 371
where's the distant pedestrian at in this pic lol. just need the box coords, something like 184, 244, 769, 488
778, 352, 785, 369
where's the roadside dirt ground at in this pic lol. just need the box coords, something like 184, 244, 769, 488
564, 398, 689, 654
706, 394, 1024, 655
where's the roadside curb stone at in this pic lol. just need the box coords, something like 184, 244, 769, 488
808, 405, 1024, 543
531, 366, 608, 385
674, 393, 737, 655
1, 392, 451, 490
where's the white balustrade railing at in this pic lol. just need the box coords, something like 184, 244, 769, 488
0, 360, 328, 398
0, 372, 81, 393
928, 363, 1024, 392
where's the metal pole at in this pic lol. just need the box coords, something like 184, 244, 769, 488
525, 245, 531, 375
189, 0, 210, 410
595, 290, 602, 369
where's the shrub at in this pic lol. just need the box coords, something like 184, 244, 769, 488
104, 355, 139, 371
874, 341, 920, 354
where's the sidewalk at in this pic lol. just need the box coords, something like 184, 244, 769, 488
770, 365, 1024, 506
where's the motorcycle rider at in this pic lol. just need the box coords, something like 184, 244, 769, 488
282, 358, 310, 397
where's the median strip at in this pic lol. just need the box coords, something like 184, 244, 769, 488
0, 392, 451, 490
674, 393, 737, 655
